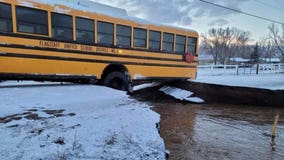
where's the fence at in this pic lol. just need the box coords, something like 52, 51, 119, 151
198, 63, 284, 76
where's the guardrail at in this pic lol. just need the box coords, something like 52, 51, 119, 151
198, 63, 284, 76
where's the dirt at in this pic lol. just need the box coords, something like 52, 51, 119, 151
24, 113, 42, 120
169, 81, 284, 107
43, 109, 65, 115
132, 81, 284, 107
0, 108, 76, 123
53, 137, 65, 145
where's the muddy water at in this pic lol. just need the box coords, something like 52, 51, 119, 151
152, 103, 284, 160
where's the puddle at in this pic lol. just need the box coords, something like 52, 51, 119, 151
153, 103, 284, 160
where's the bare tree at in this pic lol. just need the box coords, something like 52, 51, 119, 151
202, 27, 251, 64
250, 43, 260, 64
268, 23, 284, 62
259, 40, 277, 62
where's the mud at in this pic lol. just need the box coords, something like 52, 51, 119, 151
169, 81, 284, 107
0, 108, 76, 123
133, 81, 284, 107
153, 103, 284, 160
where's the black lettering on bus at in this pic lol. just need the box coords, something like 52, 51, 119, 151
64, 43, 78, 50
96, 47, 108, 52
80, 45, 92, 51
39, 40, 60, 48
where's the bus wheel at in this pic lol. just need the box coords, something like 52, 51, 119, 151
103, 71, 130, 91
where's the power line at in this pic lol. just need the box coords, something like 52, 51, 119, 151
198, 0, 284, 25
254, 0, 284, 13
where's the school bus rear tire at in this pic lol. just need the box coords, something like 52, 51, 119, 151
102, 71, 130, 91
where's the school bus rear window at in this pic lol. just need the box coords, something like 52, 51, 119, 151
175, 35, 186, 54
52, 13, 73, 41
0, 2, 12, 33
97, 21, 114, 46
163, 33, 174, 52
116, 24, 131, 48
187, 37, 197, 54
76, 17, 94, 44
149, 30, 161, 51
16, 6, 48, 35
134, 28, 147, 48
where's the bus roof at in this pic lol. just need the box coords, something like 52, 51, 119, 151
20, 0, 128, 17
20, 0, 197, 34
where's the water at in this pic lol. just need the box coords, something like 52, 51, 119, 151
153, 103, 284, 160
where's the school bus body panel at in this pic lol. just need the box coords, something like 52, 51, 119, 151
0, 57, 107, 76
127, 65, 197, 80
0, 57, 196, 80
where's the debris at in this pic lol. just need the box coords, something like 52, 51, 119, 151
185, 97, 205, 103
271, 114, 280, 150
159, 86, 204, 103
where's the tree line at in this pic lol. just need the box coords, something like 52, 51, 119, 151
201, 24, 284, 64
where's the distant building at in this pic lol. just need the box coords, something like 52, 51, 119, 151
198, 53, 213, 65
260, 58, 281, 63
229, 57, 250, 65
230, 57, 281, 64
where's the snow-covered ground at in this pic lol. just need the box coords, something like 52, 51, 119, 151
194, 69, 284, 90
0, 81, 68, 86
0, 82, 165, 159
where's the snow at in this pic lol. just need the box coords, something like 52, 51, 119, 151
54, 6, 71, 14
0, 82, 165, 159
194, 69, 284, 90
0, 80, 67, 86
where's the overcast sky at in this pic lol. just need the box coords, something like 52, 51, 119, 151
91, 0, 284, 42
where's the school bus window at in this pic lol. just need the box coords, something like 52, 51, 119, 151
116, 24, 131, 48
97, 21, 114, 46
149, 30, 161, 51
0, 3, 12, 33
187, 37, 197, 54
52, 13, 73, 41
163, 33, 174, 52
134, 28, 146, 48
76, 17, 94, 44
16, 6, 48, 35
175, 35, 186, 53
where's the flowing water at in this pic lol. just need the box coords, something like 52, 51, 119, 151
153, 103, 284, 160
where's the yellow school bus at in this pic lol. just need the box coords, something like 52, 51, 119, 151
0, 0, 199, 91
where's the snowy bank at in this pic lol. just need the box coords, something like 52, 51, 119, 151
0, 83, 165, 159
194, 72, 284, 90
